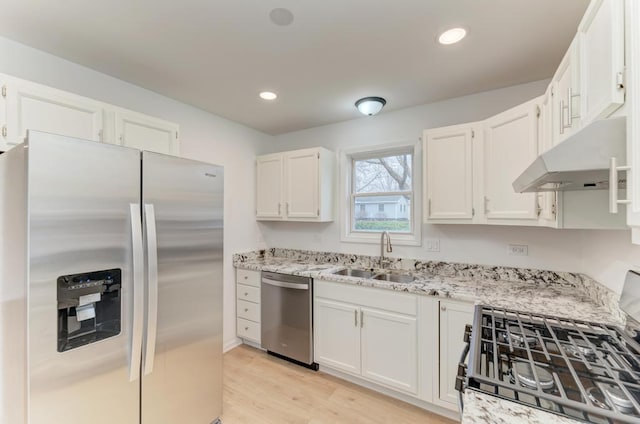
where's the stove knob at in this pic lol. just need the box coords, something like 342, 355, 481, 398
457, 362, 467, 377
455, 375, 466, 393
463, 324, 473, 343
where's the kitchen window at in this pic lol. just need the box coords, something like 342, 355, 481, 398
340, 142, 421, 246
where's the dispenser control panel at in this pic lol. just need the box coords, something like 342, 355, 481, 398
57, 269, 122, 352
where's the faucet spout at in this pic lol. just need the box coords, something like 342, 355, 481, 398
380, 231, 393, 268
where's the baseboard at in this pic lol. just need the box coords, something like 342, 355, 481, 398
223, 338, 242, 353
320, 365, 460, 422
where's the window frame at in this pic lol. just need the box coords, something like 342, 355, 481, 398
340, 141, 422, 246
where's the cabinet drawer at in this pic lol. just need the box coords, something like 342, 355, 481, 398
237, 318, 260, 343
237, 283, 260, 303
236, 269, 260, 287
237, 299, 260, 322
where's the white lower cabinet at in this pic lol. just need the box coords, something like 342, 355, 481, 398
437, 300, 475, 409
360, 307, 417, 393
236, 269, 261, 345
314, 280, 418, 395
314, 299, 361, 375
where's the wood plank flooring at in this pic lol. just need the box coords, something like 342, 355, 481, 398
222, 344, 456, 424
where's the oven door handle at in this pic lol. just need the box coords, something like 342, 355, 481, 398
262, 278, 309, 290
456, 343, 470, 413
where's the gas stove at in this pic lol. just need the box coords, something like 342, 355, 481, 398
456, 271, 640, 424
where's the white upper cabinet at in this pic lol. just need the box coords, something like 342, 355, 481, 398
115, 110, 179, 155
256, 147, 335, 222
285, 149, 320, 219
0, 77, 7, 152
256, 153, 284, 219
626, 0, 640, 239
4, 76, 104, 147
483, 98, 539, 223
579, 0, 625, 123
551, 36, 582, 146
423, 123, 478, 222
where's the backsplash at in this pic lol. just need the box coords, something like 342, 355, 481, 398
233, 248, 624, 323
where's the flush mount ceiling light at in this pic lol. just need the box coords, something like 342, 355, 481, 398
355, 97, 386, 116
259, 91, 278, 100
438, 27, 467, 45
269, 8, 295, 26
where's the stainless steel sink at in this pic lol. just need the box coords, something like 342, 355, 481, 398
333, 268, 378, 279
373, 272, 416, 284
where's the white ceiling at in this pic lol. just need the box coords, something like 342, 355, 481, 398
0, 0, 589, 135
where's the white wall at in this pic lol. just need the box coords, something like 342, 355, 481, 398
262, 80, 640, 292
0, 36, 271, 349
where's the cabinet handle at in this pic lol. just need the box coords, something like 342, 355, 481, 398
428, 198, 432, 217
286, 202, 289, 215
360, 310, 364, 328
278, 203, 281, 215
566, 87, 573, 128
441, 306, 447, 312
609, 157, 631, 214
483, 196, 490, 214
354, 310, 358, 327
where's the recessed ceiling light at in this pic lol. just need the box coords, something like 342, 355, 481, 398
259, 91, 278, 100
269, 8, 294, 26
438, 27, 467, 45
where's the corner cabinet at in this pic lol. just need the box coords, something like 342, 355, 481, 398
256, 147, 335, 222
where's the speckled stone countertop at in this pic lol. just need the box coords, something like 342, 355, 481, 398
234, 249, 627, 424
233, 249, 623, 324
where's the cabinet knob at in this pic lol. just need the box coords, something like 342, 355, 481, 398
244, 308, 249, 312
244, 292, 248, 296
244, 276, 248, 280
441, 306, 447, 312
244, 327, 249, 331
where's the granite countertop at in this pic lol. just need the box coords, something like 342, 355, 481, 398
234, 255, 620, 325
233, 249, 625, 424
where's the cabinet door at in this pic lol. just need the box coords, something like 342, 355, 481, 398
579, 0, 625, 123
424, 124, 474, 221
256, 154, 284, 219
284, 149, 319, 219
314, 299, 361, 375
484, 100, 539, 221
552, 37, 581, 146
0, 78, 7, 152
360, 308, 417, 394
115, 110, 179, 155
536, 92, 558, 227
438, 300, 474, 409
626, 0, 640, 236
5, 78, 103, 147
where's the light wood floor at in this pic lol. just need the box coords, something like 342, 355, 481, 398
222, 344, 455, 424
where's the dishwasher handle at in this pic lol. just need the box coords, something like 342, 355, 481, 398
262, 277, 310, 290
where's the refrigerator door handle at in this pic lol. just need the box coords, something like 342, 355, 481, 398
143, 203, 159, 376
129, 203, 144, 382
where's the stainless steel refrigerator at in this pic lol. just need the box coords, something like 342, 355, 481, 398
0, 131, 223, 424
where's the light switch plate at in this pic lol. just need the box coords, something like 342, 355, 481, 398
426, 238, 440, 252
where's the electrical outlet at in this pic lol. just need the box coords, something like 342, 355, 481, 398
508, 244, 528, 256
426, 238, 440, 252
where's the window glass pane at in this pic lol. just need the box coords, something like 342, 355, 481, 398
353, 195, 411, 233
354, 153, 412, 193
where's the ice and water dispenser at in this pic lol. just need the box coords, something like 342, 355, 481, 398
57, 269, 122, 352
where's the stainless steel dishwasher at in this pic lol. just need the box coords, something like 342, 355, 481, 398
261, 271, 318, 370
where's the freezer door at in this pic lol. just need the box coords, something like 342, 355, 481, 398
141, 151, 223, 424
27, 132, 142, 424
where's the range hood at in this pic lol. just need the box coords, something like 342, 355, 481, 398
513, 117, 626, 193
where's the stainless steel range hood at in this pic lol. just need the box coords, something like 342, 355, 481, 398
513, 117, 626, 193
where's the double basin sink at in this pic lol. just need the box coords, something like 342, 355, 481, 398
332, 268, 416, 284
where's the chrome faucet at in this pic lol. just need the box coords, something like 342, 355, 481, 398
380, 231, 393, 268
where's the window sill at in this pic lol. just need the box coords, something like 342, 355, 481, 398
341, 231, 422, 247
